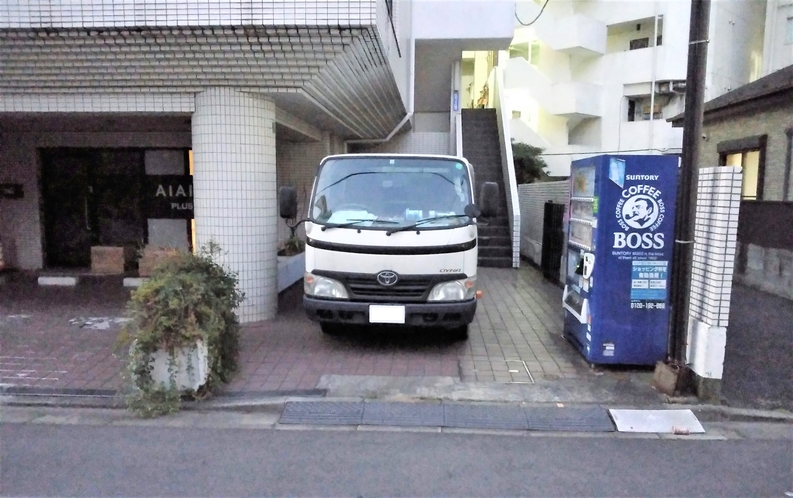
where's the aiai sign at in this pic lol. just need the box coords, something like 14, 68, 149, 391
613, 176, 667, 249
146, 175, 194, 219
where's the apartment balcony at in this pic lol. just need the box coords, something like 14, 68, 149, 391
414, 0, 515, 48
503, 58, 602, 119
618, 120, 683, 153
516, 2, 606, 57
534, 14, 607, 57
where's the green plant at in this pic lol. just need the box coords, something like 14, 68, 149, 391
512, 141, 550, 184
283, 235, 305, 256
116, 241, 244, 417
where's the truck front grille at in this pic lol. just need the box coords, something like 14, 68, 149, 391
345, 275, 434, 301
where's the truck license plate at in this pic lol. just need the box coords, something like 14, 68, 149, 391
369, 305, 406, 324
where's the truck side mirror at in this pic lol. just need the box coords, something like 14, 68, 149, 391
478, 182, 499, 218
279, 186, 298, 219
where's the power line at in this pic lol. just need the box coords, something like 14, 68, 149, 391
515, 0, 551, 27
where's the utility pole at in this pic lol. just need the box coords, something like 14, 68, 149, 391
669, 0, 711, 363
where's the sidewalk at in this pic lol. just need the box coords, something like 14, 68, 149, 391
0, 266, 677, 409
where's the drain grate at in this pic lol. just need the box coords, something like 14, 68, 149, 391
504, 360, 535, 384
280, 401, 363, 425
444, 403, 528, 430
525, 406, 615, 432
363, 401, 444, 427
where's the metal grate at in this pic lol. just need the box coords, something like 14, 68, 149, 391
346, 275, 433, 301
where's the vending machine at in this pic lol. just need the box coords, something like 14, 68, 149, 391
562, 155, 678, 365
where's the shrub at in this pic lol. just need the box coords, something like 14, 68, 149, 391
116, 242, 244, 417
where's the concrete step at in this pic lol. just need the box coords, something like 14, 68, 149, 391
478, 245, 512, 258
477, 256, 513, 268
477, 235, 512, 247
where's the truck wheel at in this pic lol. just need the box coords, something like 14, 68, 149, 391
448, 325, 469, 341
320, 323, 344, 336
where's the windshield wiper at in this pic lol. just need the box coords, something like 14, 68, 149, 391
320, 218, 400, 231
386, 215, 471, 235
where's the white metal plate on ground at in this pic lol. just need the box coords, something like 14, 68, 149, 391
369, 305, 405, 324
38, 276, 77, 286
608, 409, 705, 434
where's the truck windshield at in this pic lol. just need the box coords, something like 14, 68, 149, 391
310, 157, 473, 230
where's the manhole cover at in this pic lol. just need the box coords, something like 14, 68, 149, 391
280, 401, 364, 425
525, 406, 615, 432
444, 403, 528, 430
362, 402, 444, 427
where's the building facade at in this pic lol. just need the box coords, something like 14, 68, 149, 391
0, 0, 515, 322
497, 0, 766, 176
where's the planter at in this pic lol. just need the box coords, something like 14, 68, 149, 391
147, 340, 209, 392
277, 251, 305, 292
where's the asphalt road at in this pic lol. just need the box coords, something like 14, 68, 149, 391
1, 422, 791, 497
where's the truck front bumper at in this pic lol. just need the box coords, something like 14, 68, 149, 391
304, 296, 477, 328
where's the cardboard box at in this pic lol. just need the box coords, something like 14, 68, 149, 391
91, 246, 133, 274
138, 246, 181, 277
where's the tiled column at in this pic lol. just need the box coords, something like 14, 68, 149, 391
192, 88, 277, 323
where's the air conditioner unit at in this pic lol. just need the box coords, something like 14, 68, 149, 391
655, 81, 672, 95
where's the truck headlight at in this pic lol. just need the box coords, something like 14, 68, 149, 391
428, 276, 476, 302
304, 273, 349, 299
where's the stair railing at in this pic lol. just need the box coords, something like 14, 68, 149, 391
493, 65, 521, 268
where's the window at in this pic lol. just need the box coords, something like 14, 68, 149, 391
656, 35, 663, 46
630, 37, 649, 50
787, 17, 793, 44
724, 151, 761, 199
718, 135, 767, 200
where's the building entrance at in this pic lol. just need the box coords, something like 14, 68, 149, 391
40, 148, 189, 269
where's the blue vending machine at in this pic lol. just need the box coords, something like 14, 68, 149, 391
562, 155, 679, 365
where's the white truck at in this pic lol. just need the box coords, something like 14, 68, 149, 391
279, 153, 498, 339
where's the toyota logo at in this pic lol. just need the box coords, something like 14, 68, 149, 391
376, 271, 399, 287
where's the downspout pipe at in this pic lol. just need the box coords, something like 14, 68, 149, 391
649, 7, 659, 151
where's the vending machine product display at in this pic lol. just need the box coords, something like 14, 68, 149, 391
562, 155, 679, 365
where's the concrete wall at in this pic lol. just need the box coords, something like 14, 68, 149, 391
700, 103, 793, 202
359, 131, 451, 155
737, 244, 793, 300
517, 180, 570, 266
762, 0, 793, 75
0, 130, 190, 270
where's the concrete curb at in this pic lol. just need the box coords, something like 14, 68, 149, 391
2, 389, 791, 424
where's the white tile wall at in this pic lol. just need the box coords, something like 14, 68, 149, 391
517, 181, 570, 265
0, 1, 378, 28
0, 23, 406, 139
192, 88, 277, 323
0, 93, 195, 113
688, 166, 743, 328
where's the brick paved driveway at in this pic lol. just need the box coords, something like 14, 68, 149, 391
0, 266, 589, 394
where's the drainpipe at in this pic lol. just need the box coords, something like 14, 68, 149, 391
345, 35, 416, 149
649, 5, 659, 152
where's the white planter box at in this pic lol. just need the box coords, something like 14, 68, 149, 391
277, 252, 305, 292
148, 340, 209, 392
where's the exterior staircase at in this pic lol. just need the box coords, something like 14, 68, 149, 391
461, 108, 512, 268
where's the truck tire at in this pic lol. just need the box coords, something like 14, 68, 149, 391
320, 323, 344, 336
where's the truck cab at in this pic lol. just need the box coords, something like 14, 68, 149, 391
279, 153, 498, 338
